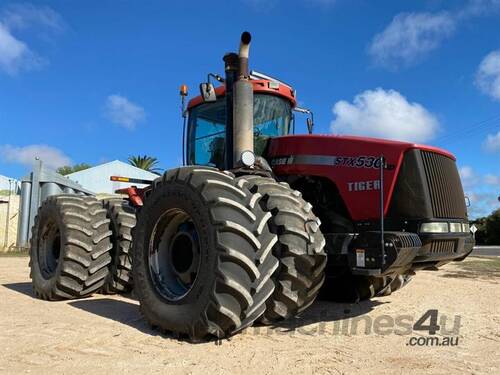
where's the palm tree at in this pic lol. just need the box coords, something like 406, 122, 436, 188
56, 163, 92, 176
128, 155, 162, 174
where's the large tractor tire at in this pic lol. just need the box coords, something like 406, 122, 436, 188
30, 195, 112, 300
132, 166, 279, 340
311, 206, 404, 303
237, 176, 327, 324
298, 187, 414, 303
377, 272, 414, 297
100, 199, 136, 294
321, 272, 413, 302
320, 273, 389, 302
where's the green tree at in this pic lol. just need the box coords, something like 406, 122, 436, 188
56, 163, 92, 176
128, 155, 161, 174
471, 209, 500, 245
485, 209, 500, 245
471, 217, 487, 245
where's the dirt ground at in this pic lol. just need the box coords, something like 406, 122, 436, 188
0, 256, 498, 375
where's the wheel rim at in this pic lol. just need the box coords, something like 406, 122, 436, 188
148, 208, 201, 301
38, 220, 61, 279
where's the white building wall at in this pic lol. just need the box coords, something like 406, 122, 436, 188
66, 160, 159, 194
0, 175, 19, 192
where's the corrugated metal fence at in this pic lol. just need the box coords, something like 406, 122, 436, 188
16, 160, 94, 249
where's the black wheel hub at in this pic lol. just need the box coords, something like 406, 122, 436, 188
38, 220, 61, 279
149, 209, 201, 301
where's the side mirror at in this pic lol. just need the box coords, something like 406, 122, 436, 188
306, 118, 313, 134
199, 83, 217, 102
293, 107, 314, 134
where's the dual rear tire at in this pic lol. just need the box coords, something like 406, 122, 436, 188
100, 199, 136, 294
30, 195, 112, 300
321, 272, 414, 302
237, 176, 327, 324
29, 168, 327, 340
132, 168, 327, 339
132, 167, 279, 340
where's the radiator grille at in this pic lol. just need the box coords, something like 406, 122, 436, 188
398, 232, 422, 248
429, 240, 456, 254
421, 151, 467, 219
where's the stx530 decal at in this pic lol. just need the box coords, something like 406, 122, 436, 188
271, 155, 395, 170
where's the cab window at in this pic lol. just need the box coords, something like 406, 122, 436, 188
187, 94, 291, 167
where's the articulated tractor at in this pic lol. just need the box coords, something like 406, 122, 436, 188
30, 32, 474, 341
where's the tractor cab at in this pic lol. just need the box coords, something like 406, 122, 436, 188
184, 77, 302, 169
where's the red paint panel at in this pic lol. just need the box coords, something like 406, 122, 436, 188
267, 134, 455, 221
115, 186, 144, 207
187, 79, 297, 109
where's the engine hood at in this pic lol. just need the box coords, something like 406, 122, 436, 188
265, 134, 457, 221
267, 134, 454, 161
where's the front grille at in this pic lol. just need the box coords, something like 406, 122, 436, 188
421, 151, 467, 219
429, 240, 456, 254
397, 232, 422, 248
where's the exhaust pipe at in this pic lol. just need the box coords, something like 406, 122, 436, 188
232, 31, 254, 167
238, 31, 251, 78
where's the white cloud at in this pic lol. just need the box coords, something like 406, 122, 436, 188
330, 88, 439, 143
458, 0, 500, 18
0, 23, 39, 74
483, 131, 500, 153
467, 191, 500, 218
0, 144, 71, 169
457, 164, 500, 218
475, 50, 500, 101
369, 12, 456, 68
104, 95, 146, 130
0, 4, 62, 75
485, 174, 500, 185
369, 1, 500, 69
1, 3, 64, 32
459, 166, 500, 218
459, 166, 480, 188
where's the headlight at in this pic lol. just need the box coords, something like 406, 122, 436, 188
462, 223, 470, 233
449, 223, 462, 232
420, 222, 449, 233
240, 150, 255, 167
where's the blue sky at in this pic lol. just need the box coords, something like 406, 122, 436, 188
0, 0, 499, 217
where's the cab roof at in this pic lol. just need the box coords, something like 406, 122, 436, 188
187, 79, 297, 110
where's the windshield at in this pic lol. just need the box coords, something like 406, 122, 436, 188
187, 94, 292, 167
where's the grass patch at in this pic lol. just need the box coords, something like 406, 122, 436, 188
459, 258, 500, 273
0, 190, 17, 196
441, 257, 500, 279
0, 247, 29, 257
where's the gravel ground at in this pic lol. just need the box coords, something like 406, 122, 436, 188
0, 256, 498, 375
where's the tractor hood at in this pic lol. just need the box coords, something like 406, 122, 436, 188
266, 134, 462, 221
267, 134, 454, 161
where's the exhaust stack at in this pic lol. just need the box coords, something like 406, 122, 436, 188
232, 32, 254, 167
238, 31, 251, 78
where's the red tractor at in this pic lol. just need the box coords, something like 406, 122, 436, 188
29, 32, 474, 341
